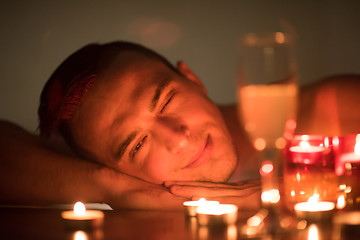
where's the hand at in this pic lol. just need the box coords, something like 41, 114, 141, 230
164, 179, 261, 211
111, 183, 189, 210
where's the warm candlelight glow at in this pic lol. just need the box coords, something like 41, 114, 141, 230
74, 202, 86, 215
354, 139, 360, 154
198, 226, 208, 239
294, 193, 335, 212
336, 194, 346, 209
307, 224, 319, 240
183, 198, 219, 217
308, 193, 319, 203
196, 204, 238, 225
339, 184, 346, 191
61, 201, 104, 229
254, 138, 266, 151
290, 140, 324, 154
260, 161, 273, 176
247, 209, 268, 227
247, 215, 262, 227
183, 198, 219, 207
74, 231, 88, 240
196, 204, 237, 216
227, 224, 238, 240
261, 189, 280, 204
275, 137, 286, 149
336, 134, 360, 176
288, 135, 326, 165
183, 198, 217, 207
300, 140, 310, 150
275, 32, 285, 44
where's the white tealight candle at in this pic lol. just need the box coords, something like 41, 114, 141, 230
289, 140, 325, 165
61, 201, 104, 229
340, 141, 360, 163
336, 136, 360, 175
294, 194, 335, 222
196, 204, 238, 225
183, 198, 220, 217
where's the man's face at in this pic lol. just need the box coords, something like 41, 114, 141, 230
69, 52, 237, 184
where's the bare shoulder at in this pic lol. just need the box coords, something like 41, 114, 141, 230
297, 74, 360, 135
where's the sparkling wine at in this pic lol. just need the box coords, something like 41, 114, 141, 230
237, 82, 298, 150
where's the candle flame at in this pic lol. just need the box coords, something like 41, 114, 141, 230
299, 140, 310, 150
74, 201, 86, 215
308, 193, 319, 204
198, 198, 206, 202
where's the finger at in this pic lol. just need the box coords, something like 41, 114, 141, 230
192, 193, 261, 211
165, 181, 259, 189
237, 178, 262, 186
112, 187, 189, 210
165, 181, 236, 188
169, 184, 261, 199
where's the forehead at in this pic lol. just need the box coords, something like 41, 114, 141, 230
88, 52, 175, 116
100, 51, 172, 93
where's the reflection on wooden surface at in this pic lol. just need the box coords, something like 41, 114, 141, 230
1, 205, 359, 240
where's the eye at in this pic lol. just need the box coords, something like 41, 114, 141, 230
132, 136, 148, 156
160, 92, 176, 113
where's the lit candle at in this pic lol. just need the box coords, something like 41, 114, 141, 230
261, 188, 281, 205
294, 193, 335, 222
183, 198, 219, 217
61, 201, 104, 229
196, 204, 238, 225
289, 139, 325, 164
335, 134, 360, 176
340, 139, 360, 162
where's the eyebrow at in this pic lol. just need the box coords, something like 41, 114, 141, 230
150, 78, 171, 111
115, 78, 172, 161
115, 131, 137, 160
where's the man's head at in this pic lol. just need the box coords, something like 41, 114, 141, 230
39, 41, 238, 184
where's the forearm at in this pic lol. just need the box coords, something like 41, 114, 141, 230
0, 120, 108, 204
0, 120, 184, 209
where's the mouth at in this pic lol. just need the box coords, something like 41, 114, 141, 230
183, 135, 212, 169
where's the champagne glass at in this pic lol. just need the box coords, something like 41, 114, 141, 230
237, 32, 298, 236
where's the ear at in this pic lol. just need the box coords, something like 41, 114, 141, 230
176, 61, 208, 95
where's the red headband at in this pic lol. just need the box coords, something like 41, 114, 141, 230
59, 74, 96, 120
40, 74, 96, 136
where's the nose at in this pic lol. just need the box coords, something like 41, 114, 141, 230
152, 117, 190, 153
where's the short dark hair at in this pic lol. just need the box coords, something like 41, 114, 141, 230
38, 41, 177, 137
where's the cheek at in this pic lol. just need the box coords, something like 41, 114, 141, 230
142, 151, 175, 183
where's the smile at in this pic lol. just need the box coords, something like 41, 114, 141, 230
183, 135, 212, 169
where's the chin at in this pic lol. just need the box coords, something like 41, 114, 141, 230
208, 171, 234, 183
195, 160, 237, 183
